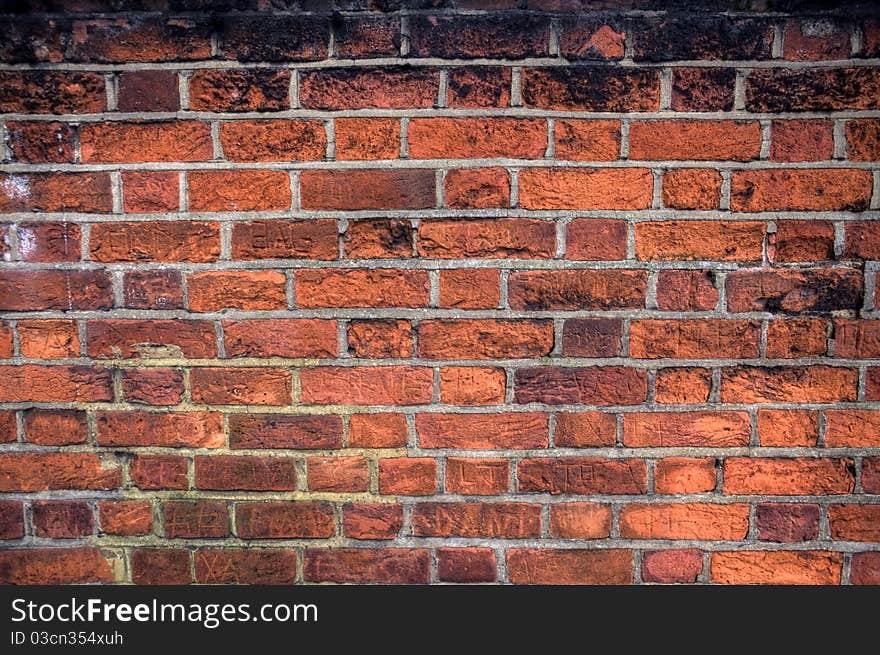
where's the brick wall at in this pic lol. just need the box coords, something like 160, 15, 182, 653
0, 0, 879, 585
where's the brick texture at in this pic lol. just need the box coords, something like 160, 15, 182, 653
0, 2, 878, 587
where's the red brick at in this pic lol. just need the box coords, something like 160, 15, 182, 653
655, 368, 713, 404
189, 69, 290, 112
188, 170, 291, 212
196, 456, 297, 491
188, 271, 288, 311
620, 503, 749, 540
23, 409, 87, 446
630, 121, 761, 161
103, 272, 174, 310
445, 458, 508, 495
218, 15, 328, 62
771, 119, 834, 161
409, 15, 549, 58
1, 172, 112, 213
236, 502, 335, 539
190, 367, 291, 406
846, 119, 880, 161
344, 219, 413, 259
195, 550, 297, 585
232, 219, 338, 260
623, 412, 750, 448
347, 320, 411, 359
301, 366, 433, 405
440, 367, 506, 406
300, 67, 439, 110
164, 501, 229, 539
845, 221, 880, 259
731, 169, 873, 211
223, 319, 337, 359
90, 221, 219, 262
565, 219, 627, 260
0, 453, 120, 492
379, 458, 437, 496
783, 20, 849, 60
756, 503, 819, 542
671, 68, 735, 112
122, 171, 179, 213
14, 222, 79, 263
0, 322, 11, 359
0, 364, 112, 402
746, 67, 880, 112
721, 366, 857, 403
515, 367, 647, 405
726, 269, 863, 313
724, 458, 855, 495
335, 118, 400, 160
629, 320, 761, 359
0, 71, 106, 114
522, 67, 659, 112
562, 318, 622, 357
418, 413, 548, 450
829, 505, 880, 542
549, 503, 611, 539
130, 455, 188, 490
97, 411, 224, 449
296, 269, 429, 308
662, 169, 722, 209
33, 501, 93, 538
348, 414, 408, 449
656, 270, 719, 311
301, 169, 435, 210
444, 168, 509, 209
635, 221, 765, 262
229, 414, 342, 450
308, 456, 369, 493
851, 552, 880, 585
642, 550, 703, 583
438, 548, 497, 583
631, 15, 773, 61
343, 504, 403, 540
518, 458, 647, 494
117, 70, 179, 112
0, 412, 13, 444
448, 67, 511, 108
5, 121, 75, 163
508, 269, 647, 310
766, 319, 828, 358
81, 121, 212, 163
409, 118, 546, 159
655, 458, 717, 494
824, 410, 880, 448
304, 549, 429, 584
0, 548, 114, 585
711, 551, 842, 584
862, 458, 880, 494
560, 18, 625, 60
439, 269, 500, 309
18, 320, 80, 359
419, 218, 554, 259
132, 549, 190, 585
772, 220, 835, 262
412, 502, 541, 538
758, 409, 819, 447
507, 549, 632, 585
99, 501, 152, 536
554, 412, 617, 448
518, 168, 653, 210
219, 120, 326, 162
335, 16, 400, 58
86, 319, 217, 358
0, 501, 25, 539
71, 17, 210, 62
418, 319, 553, 360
